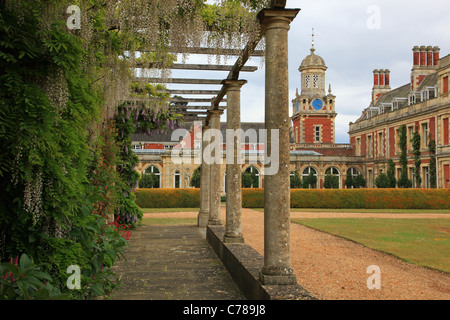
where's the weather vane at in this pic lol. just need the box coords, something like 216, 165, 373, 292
312, 28, 315, 48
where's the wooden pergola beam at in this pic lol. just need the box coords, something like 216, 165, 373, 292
157, 89, 221, 95
134, 77, 223, 85
136, 63, 258, 72
140, 46, 264, 56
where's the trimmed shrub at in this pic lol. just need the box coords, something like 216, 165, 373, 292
134, 188, 200, 208
242, 188, 450, 209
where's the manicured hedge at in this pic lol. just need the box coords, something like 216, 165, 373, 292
242, 188, 450, 209
134, 188, 200, 208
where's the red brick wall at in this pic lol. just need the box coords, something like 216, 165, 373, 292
303, 116, 333, 143
144, 143, 164, 149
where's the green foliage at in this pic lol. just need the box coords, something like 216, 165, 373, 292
242, 169, 259, 188
190, 167, 201, 188
134, 189, 200, 208
398, 125, 412, 188
429, 140, 437, 188
139, 173, 160, 188
0, 254, 67, 300
324, 174, 339, 189
241, 189, 450, 209
387, 160, 397, 188
303, 171, 317, 189
375, 173, 390, 188
411, 128, 422, 188
344, 171, 353, 189
290, 171, 302, 189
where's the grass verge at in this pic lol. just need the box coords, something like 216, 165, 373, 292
292, 218, 450, 273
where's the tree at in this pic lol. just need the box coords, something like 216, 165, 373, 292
344, 170, 353, 189
411, 127, 422, 188
353, 174, 366, 188
429, 140, 437, 188
290, 171, 302, 189
375, 173, 390, 188
397, 125, 411, 188
303, 171, 317, 189
190, 167, 201, 188
324, 174, 339, 189
387, 159, 397, 188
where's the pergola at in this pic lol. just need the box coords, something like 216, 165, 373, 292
133, 0, 301, 287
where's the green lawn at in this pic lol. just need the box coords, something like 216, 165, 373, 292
292, 218, 450, 273
253, 208, 450, 214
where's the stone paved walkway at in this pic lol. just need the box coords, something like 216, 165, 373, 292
111, 225, 244, 300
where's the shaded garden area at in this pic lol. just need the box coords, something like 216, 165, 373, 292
0, 0, 270, 299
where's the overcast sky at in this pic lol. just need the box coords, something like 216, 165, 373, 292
164, 0, 450, 143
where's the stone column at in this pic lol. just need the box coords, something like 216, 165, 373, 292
208, 109, 224, 225
223, 80, 247, 243
258, 8, 300, 285
198, 124, 211, 227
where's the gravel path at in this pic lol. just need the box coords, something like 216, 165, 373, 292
143, 208, 450, 300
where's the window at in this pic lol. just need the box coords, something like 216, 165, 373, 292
325, 167, 341, 189
367, 135, 373, 158
243, 166, 260, 188
423, 167, 430, 189
444, 117, 449, 145
444, 76, 449, 94
132, 144, 142, 150
355, 137, 361, 156
421, 123, 429, 148
407, 126, 414, 150
313, 75, 319, 88
174, 170, 181, 188
395, 128, 400, 153
305, 75, 311, 88
378, 132, 384, 156
144, 165, 161, 188
315, 126, 321, 142
302, 167, 318, 189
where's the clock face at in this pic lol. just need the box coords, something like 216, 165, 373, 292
312, 99, 323, 110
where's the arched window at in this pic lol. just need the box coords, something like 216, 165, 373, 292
174, 170, 181, 188
140, 165, 161, 188
242, 166, 260, 188
325, 167, 341, 189
302, 167, 318, 189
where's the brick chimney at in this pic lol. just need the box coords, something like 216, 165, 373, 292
372, 69, 391, 103
411, 45, 439, 91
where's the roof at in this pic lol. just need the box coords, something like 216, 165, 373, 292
299, 48, 327, 71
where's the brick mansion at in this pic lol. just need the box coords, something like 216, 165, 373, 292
131, 44, 450, 190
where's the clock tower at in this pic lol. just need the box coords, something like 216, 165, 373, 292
291, 41, 336, 144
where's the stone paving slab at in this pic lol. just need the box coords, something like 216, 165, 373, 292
111, 225, 245, 300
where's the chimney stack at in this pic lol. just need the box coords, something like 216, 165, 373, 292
372, 69, 391, 103
420, 46, 427, 66
433, 46, 440, 66
413, 46, 420, 66
411, 45, 440, 91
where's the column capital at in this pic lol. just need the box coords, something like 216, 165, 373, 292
207, 109, 224, 122
222, 79, 248, 91
257, 8, 300, 32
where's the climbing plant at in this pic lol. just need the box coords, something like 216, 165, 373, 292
429, 139, 437, 188
0, 0, 274, 299
411, 127, 422, 188
397, 125, 411, 188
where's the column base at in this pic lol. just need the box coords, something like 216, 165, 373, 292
197, 211, 209, 227
208, 219, 222, 226
223, 234, 245, 244
259, 267, 297, 285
